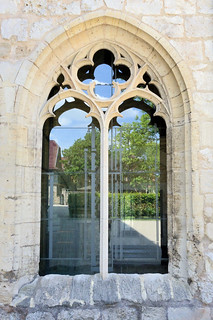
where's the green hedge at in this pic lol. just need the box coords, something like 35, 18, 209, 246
68, 192, 159, 218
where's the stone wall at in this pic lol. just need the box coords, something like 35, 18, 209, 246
2, 274, 212, 320
0, 0, 213, 318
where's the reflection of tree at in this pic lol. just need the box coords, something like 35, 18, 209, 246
61, 112, 159, 193
61, 129, 100, 189
117, 113, 159, 193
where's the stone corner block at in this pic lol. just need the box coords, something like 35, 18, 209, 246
93, 273, 120, 304
118, 274, 142, 303
11, 277, 39, 308
143, 274, 171, 302
170, 278, 192, 301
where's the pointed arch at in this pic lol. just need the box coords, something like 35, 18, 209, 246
14, 10, 193, 280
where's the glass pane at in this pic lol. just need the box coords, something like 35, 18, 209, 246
108, 109, 167, 273
40, 110, 100, 275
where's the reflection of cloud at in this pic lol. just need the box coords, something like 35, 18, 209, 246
58, 109, 91, 127
118, 108, 143, 124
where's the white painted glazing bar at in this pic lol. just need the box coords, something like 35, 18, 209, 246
91, 124, 96, 269
48, 173, 54, 259
100, 125, 109, 279
84, 148, 88, 260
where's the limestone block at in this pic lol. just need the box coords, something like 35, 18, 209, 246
0, 87, 16, 114
15, 45, 34, 59
199, 148, 213, 169
64, 2, 81, 15
12, 277, 39, 307
18, 245, 39, 275
170, 40, 203, 61
118, 274, 142, 303
193, 93, 213, 119
185, 16, 213, 38
199, 281, 213, 304
142, 16, 184, 38
81, 0, 104, 11
70, 275, 92, 305
164, 0, 196, 14
205, 40, 213, 62
34, 275, 72, 307
200, 170, 213, 194
102, 307, 138, 320
57, 309, 101, 320
200, 121, 213, 148
148, 51, 171, 77
0, 61, 22, 84
206, 223, 213, 241
1, 19, 28, 41
18, 222, 40, 247
197, 0, 213, 14
126, 0, 162, 15
0, 0, 18, 14
193, 71, 213, 91
105, 0, 124, 10
204, 206, 213, 218
26, 312, 54, 320
30, 19, 54, 40
205, 253, 213, 281
168, 307, 211, 320
205, 195, 213, 216
170, 279, 192, 301
93, 274, 120, 304
24, 0, 48, 16
0, 43, 11, 59
143, 274, 171, 301
141, 307, 167, 320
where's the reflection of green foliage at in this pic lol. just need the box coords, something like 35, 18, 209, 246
68, 192, 159, 218
62, 110, 159, 193
61, 129, 100, 189
114, 112, 159, 192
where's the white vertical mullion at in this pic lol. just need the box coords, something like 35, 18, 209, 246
48, 173, 54, 259
100, 124, 109, 279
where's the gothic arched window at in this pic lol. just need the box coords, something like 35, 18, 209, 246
40, 45, 168, 277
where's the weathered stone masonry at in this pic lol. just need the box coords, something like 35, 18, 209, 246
0, 0, 213, 319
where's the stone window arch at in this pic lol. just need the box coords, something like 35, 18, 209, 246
13, 13, 194, 283
40, 42, 169, 278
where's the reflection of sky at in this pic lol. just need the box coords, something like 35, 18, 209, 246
50, 64, 145, 151
50, 107, 143, 151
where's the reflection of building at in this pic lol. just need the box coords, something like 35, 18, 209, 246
49, 140, 69, 205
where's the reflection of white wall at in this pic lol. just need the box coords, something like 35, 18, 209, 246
123, 220, 160, 245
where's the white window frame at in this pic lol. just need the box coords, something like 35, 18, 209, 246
41, 42, 169, 279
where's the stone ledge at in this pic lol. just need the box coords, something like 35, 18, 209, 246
11, 273, 192, 308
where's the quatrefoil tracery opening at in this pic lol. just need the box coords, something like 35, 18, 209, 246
77, 49, 131, 99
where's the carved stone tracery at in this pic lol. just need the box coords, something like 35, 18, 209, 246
42, 42, 169, 128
